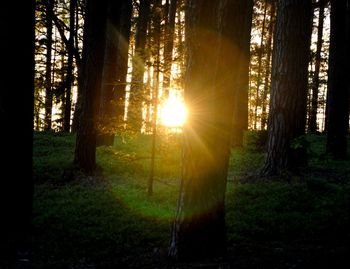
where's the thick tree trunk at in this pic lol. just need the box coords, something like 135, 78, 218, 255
0, 0, 35, 260
169, 0, 250, 261
326, 0, 349, 159
308, 1, 325, 133
97, 0, 132, 146
262, 0, 312, 176
128, 0, 151, 132
74, 0, 108, 173
44, 0, 54, 131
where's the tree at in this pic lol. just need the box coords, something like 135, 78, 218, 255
231, 0, 254, 147
44, 0, 54, 131
169, 0, 252, 260
162, 0, 178, 98
0, 0, 35, 261
128, 0, 152, 132
63, 0, 77, 132
74, 0, 108, 173
261, 0, 312, 176
309, 0, 326, 133
97, 0, 132, 146
326, 0, 349, 159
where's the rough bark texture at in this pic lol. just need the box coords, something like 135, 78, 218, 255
97, 0, 132, 146
308, 1, 325, 133
326, 0, 349, 159
74, 0, 107, 173
169, 0, 250, 261
262, 0, 312, 176
0, 0, 35, 261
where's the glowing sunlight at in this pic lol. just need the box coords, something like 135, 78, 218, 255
160, 93, 187, 128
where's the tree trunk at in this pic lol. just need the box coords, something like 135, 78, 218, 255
44, 0, 54, 131
231, 0, 253, 147
261, 1, 276, 131
169, 0, 250, 261
254, 0, 268, 130
74, 0, 108, 173
308, 1, 325, 133
261, 0, 312, 176
97, 0, 132, 146
63, 0, 77, 132
128, 0, 151, 132
326, 0, 349, 159
0, 0, 35, 260
162, 0, 178, 98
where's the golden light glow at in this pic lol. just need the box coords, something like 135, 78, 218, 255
160, 94, 187, 127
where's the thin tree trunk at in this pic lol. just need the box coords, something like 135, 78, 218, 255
128, 0, 151, 132
44, 0, 54, 131
308, 1, 325, 133
261, 2, 275, 131
63, 0, 77, 132
162, 0, 178, 98
254, 0, 268, 130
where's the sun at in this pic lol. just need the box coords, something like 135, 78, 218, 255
160, 94, 187, 128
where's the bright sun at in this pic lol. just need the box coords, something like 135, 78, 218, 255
160, 94, 187, 128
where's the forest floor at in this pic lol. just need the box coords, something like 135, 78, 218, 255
7, 131, 350, 268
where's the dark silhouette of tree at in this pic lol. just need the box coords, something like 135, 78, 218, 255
309, 0, 326, 133
231, 0, 254, 147
128, 0, 152, 132
74, 0, 108, 173
326, 0, 349, 159
44, 0, 54, 131
169, 0, 252, 260
97, 0, 132, 146
63, 0, 77, 133
261, 1, 276, 130
162, 0, 178, 98
0, 0, 35, 261
261, 0, 312, 176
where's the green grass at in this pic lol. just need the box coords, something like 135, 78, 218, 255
30, 131, 350, 268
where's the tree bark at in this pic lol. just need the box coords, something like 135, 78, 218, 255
74, 0, 108, 173
326, 0, 349, 159
262, 0, 312, 176
169, 0, 251, 261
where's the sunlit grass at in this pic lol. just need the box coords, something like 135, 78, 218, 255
31, 131, 350, 268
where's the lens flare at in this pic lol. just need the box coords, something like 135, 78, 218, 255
160, 95, 187, 127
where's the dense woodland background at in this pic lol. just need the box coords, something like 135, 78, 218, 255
1, 0, 349, 268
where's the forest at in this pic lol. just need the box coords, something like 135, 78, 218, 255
1, 0, 349, 268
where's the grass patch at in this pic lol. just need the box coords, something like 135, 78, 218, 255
30, 131, 350, 268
